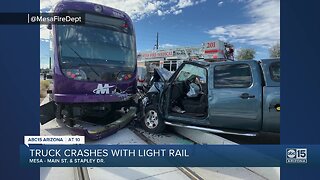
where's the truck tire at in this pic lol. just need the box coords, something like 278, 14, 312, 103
141, 105, 165, 133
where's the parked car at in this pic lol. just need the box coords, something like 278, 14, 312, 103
139, 59, 280, 136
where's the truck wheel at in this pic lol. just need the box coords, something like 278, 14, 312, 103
141, 105, 165, 133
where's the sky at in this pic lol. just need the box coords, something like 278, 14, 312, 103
40, 0, 280, 68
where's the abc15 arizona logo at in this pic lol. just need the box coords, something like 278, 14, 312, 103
286, 148, 307, 163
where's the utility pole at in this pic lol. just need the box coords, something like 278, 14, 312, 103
49, 57, 51, 69
156, 32, 159, 50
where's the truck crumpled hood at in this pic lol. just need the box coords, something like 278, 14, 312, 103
146, 68, 172, 93
153, 68, 172, 82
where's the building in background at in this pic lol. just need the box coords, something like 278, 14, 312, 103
137, 40, 234, 74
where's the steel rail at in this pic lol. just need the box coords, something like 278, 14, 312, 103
74, 167, 90, 180
129, 127, 204, 180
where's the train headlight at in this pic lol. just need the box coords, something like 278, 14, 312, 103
117, 72, 134, 81
94, 5, 103, 13
62, 69, 87, 80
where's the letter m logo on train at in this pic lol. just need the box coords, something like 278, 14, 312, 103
93, 84, 115, 94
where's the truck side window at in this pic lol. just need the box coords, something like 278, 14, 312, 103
269, 62, 280, 82
214, 64, 252, 88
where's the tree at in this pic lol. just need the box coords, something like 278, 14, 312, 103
269, 42, 280, 58
236, 48, 256, 60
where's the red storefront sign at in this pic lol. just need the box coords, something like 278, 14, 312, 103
140, 51, 174, 59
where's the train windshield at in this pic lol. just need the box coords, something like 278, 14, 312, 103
56, 14, 136, 81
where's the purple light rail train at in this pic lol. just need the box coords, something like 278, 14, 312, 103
41, 1, 137, 135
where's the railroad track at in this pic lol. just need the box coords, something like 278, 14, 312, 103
129, 127, 204, 180
42, 124, 274, 180
74, 167, 90, 180
71, 126, 203, 180
128, 125, 275, 180
41, 95, 275, 180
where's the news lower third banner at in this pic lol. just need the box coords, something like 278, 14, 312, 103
20, 144, 320, 167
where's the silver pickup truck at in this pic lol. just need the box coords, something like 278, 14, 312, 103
139, 59, 280, 136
